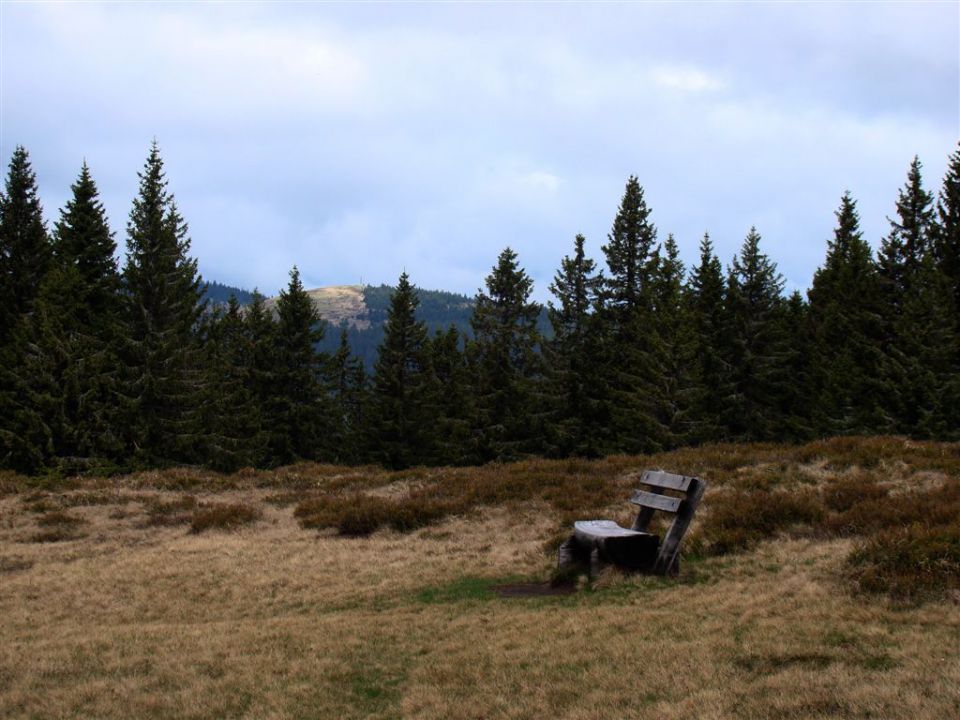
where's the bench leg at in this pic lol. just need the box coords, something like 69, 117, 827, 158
590, 548, 604, 579
557, 536, 589, 571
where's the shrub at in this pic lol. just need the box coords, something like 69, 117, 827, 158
63, 491, 126, 507
848, 523, 960, 603
0, 556, 33, 573
822, 474, 889, 513
294, 492, 455, 537
31, 528, 85, 543
144, 495, 198, 526
692, 488, 825, 556
36, 511, 87, 528
22, 494, 63, 514
825, 481, 960, 537
189, 503, 261, 533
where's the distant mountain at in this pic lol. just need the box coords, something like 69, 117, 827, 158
293, 284, 478, 368
206, 281, 550, 368
202, 281, 255, 306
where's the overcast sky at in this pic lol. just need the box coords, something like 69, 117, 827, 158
2, 1, 958, 300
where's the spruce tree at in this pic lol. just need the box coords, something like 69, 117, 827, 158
120, 143, 206, 465
648, 234, 697, 447
779, 290, 815, 440
882, 156, 936, 279
601, 176, 657, 317
934, 143, 960, 307
808, 193, 887, 434
243, 290, 282, 463
0, 311, 55, 473
721, 228, 789, 440
599, 177, 664, 452
368, 273, 436, 469
546, 234, 608, 456
471, 247, 543, 461
200, 297, 267, 471
687, 233, 730, 442
932, 144, 960, 436
877, 158, 946, 434
429, 325, 476, 465
268, 267, 333, 464
0, 146, 51, 344
329, 327, 368, 464
45, 163, 125, 462
0, 147, 53, 472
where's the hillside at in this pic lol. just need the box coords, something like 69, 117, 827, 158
263, 284, 373, 330
241, 282, 549, 367
1, 437, 957, 718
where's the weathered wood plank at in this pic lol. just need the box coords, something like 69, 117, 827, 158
572, 521, 660, 571
629, 490, 682, 513
653, 477, 706, 576
631, 486, 664, 531
640, 469, 693, 492
574, 520, 644, 539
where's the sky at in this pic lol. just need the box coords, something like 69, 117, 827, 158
2, 1, 958, 301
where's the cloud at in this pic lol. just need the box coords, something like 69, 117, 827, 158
650, 66, 725, 93
2, 2, 957, 303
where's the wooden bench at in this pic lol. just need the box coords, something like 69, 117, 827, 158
558, 469, 707, 576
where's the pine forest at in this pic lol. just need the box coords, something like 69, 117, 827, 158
2, 142, 959, 476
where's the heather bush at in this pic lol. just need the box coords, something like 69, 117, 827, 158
144, 495, 198, 526
36, 510, 87, 528
848, 522, 960, 603
822, 473, 889, 512
824, 481, 960, 537
190, 503, 261, 533
690, 488, 825, 556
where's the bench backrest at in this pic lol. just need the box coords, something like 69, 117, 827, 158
629, 469, 706, 575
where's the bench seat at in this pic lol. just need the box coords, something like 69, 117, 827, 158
572, 520, 660, 571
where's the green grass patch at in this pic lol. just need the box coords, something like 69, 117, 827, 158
414, 576, 497, 604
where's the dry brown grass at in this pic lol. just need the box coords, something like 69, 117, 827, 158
1, 436, 959, 718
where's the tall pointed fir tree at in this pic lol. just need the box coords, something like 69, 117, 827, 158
932, 144, 960, 435
429, 325, 476, 465
807, 193, 887, 434
648, 234, 697, 448
243, 289, 283, 463
471, 247, 544, 461
267, 266, 334, 464
0, 146, 51, 344
687, 233, 730, 442
602, 176, 658, 318
934, 143, 960, 308
879, 156, 935, 291
329, 327, 368, 464
600, 176, 664, 452
368, 272, 436, 469
0, 147, 54, 472
721, 227, 790, 441
546, 234, 608, 456
779, 290, 815, 440
199, 296, 267, 471
876, 157, 955, 435
120, 143, 206, 466
38, 162, 125, 465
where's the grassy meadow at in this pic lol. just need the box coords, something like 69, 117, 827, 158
1, 436, 958, 719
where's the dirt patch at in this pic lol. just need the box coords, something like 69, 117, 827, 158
492, 582, 576, 598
